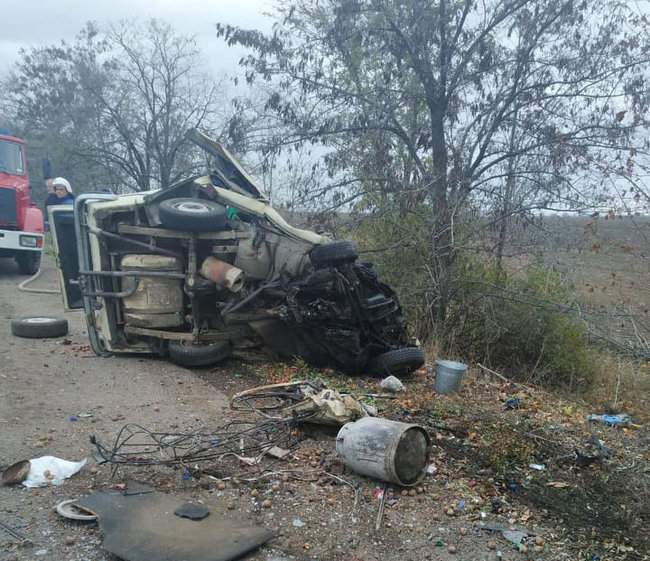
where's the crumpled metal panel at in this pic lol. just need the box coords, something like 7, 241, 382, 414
78, 490, 275, 561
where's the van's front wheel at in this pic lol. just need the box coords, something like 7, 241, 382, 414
168, 340, 232, 367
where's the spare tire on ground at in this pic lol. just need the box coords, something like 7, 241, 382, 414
11, 317, 69, 338
159, 198, 227, 232
310, 240, 358, 268
367, 347, 425, 377
168, 340, 232, 367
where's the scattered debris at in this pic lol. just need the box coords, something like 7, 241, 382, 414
528, 463, 546, 471
504, 397, 523, 410
292, 518, 306, 528
380, 376, 405, 393
231, 381, 373, 425
285, 388, 372, 425
78, 489, 275, 561
336, 417, 430, 486
587, 413, 632, 426
116, 480, 155, 496
479, 522, 536, 548
374, 482, 388, 531
502, 529, 528, 546
0, 516, 31, 545
91, 420, 298, 468
1, 460, 30, 485
55, 499, 98, 522
174, 503, 210, 521
546, 481, 571, 488
3, 456, 86, 487
264, 446, 291, 460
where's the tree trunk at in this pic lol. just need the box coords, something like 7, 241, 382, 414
429, 107, 451, 334
495, 105, 520, 281
495, 176, 513, 280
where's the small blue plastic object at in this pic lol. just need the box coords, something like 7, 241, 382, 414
587, 413, 631, 427
504, 397, 522, 410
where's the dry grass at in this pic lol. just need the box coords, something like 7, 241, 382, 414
585, 354, 650, 421
379, 366, 650, 557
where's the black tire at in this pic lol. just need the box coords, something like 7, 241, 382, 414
159, 198, 227, 232
168, 340, 231, 367
11, 316, 69, 338
367, 347, 425, 377
15, 251, 41, 275
310, 240, 358, 268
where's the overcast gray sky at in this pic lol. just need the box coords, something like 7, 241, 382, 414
0, 0, 273, 77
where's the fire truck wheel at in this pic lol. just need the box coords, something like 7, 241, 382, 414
15, 251, 41, 275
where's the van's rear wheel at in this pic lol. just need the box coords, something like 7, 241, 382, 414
168, 340, 231, 367
15, 251, 41, 275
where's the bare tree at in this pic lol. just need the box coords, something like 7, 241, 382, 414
6, 20, 223, 192
217, 0, 650, 332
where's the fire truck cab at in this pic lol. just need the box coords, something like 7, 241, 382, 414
0, 129, 44, 274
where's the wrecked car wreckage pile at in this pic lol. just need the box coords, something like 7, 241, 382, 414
50, 129, 425, 376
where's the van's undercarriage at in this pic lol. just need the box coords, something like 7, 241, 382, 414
52, 133, 424, 376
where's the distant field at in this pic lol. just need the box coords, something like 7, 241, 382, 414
510, 215, 650, 355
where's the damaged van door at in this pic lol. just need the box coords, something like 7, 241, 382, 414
48, 205, 83, 310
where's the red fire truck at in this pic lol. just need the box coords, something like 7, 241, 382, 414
0, 129, 43, 274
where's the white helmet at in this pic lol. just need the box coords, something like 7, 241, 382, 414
52, 177, 72, 194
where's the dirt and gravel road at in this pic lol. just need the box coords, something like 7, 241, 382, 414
0, 256, 233, 560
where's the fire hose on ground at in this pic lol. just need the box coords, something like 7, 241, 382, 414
17, 266, 61, 295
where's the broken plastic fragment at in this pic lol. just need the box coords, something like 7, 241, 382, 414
502, 530, 528, 546
379, 376, 405, 393
22, 456, 86, 488
174, 503, 210, 520
587, 413, 631, 426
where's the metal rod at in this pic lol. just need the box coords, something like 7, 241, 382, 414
90, 226, 182, 259
375, 483, 388, 531
79, 270, 186, 279
83, 286, 139, 299
0, 519, 30, 544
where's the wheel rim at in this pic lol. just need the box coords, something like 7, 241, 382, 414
174, 201, 210, 214
24, 317, 54, 324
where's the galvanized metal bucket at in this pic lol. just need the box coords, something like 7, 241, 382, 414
434, 359, 467, 394
336, 417, 430, 486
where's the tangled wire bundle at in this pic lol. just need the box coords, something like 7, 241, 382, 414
91, 418, 301, 467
